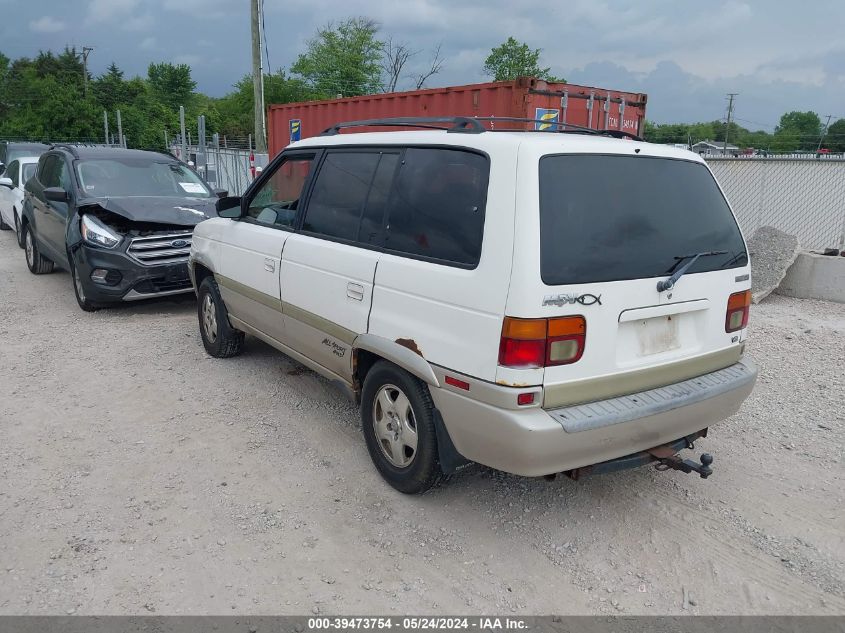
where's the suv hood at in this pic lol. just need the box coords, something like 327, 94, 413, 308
77, 196, 217, 227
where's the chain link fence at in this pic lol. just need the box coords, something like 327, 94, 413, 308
170, 143, 269, 196
707, 156, 845, 251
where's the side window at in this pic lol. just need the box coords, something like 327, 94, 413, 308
301, 152, 381, 242
246, 154, 314, 228
358, 153, 399, 246
40, 156, 60, 188
383, 148, 489, 266
6, 161, 19, 186
57, 160, 72, 191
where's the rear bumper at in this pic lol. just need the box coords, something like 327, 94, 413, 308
429, 359, 757, 477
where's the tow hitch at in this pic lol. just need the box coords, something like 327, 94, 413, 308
648, 444, 714, 479
563, 431, 713, 481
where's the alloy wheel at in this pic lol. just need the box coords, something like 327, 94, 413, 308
202, 293, 218, 343
73, 265, 86, 302
25, 229, 34, 267
372, 384, 418, 468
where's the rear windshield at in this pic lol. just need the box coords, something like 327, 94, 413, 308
538, 155, 748, 285
75, 158, 212, 198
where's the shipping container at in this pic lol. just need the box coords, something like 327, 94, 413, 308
267, 76, 647, 157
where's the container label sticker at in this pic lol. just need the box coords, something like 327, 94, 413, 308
179, 182, 206, 194
290, 119, 301, 142
535, 108, 559, 130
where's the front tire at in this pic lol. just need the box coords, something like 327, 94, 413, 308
24, 223, 54, 274
361, 361, 444, 494
197, 276, 244, 358
0, 214, 10, 230
70, 259, 101, 312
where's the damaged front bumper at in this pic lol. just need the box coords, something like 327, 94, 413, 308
71, 241, 193, 303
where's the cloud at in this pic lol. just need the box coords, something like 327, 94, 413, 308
173, 54, 201, 67
124, 14, 154, 31
140, 37, 158, 51
86, 0, 141, 23
29, 15, 65, 33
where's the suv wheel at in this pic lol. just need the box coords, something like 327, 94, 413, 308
0, 214, 10, 230
14, 211, 25, 248
197, 276, 244, 358
361, 361, 444, 494
24, 224, 54, 274
71, 260, 100, 312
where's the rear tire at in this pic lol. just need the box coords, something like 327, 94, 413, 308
361, 361, 444, 494
14, 211, 25, 248
23, 223, 54, 274
0, 214, 10, 230
70, 259, 101, 312
197, 276, 244, 358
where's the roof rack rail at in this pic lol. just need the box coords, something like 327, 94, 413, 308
320, 116, 644, 141
49, 143, 80, 158
321, 117, 486, 136
471, 117, 644, 141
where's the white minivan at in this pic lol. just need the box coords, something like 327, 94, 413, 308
189, 117, 756, 493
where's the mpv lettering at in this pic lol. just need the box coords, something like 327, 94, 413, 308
542, 293, 602, 307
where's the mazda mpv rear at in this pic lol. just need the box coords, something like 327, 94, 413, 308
191, 118, 756, 493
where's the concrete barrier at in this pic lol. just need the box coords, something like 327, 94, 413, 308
778, 252, 845, 303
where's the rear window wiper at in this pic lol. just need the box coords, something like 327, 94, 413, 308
656, 251, 728, 292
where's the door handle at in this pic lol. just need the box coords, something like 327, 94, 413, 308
346, 282, 364, 301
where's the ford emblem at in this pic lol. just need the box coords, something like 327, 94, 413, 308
171, 239, 188, 248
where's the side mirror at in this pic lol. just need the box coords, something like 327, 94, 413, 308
0, 177, 12, 189
213, 188, 229, 198
44, 187, 70, 202
216, 196, 242, 218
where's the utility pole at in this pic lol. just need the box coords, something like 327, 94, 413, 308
250, 0, 267, 153
817, 115, 832, 152
81, 47, 94, 97
723, 93, 738, 152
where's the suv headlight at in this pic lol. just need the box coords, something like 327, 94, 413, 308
81, 214, 121, 249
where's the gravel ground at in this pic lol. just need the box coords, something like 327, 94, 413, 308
0, 227, 842, 616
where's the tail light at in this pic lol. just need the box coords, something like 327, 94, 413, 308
725, 290, 751, 332
499, 316, 586, 368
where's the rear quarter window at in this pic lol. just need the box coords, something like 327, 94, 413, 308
538, 154, 748, 285
383, 147, 489, 267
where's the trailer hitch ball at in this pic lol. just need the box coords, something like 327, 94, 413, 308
699, 453, 714, 478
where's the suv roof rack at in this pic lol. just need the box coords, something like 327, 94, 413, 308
320, 116, 643, 141
321, 117, 486, 136
49, 143, 80, 158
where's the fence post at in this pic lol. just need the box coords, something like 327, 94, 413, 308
179, 106, 187, 163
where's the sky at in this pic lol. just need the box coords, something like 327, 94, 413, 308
1, 0, 843, 129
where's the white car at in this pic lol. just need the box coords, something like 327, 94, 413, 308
0, 156, 40, 247
188, 117, 757, 494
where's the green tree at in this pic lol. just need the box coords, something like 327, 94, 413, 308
92, 62, 128, 111
291, 17, 384, 98
147, 62, 196, 110
772, 111, 822, 152
483, 37, 564, 82
825, 118, 845, 153
215, 70, 314, 137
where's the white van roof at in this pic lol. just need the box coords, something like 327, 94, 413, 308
291, 129, 705, 163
